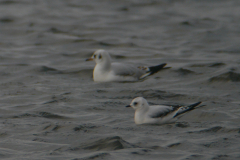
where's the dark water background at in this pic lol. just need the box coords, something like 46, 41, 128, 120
1, 0, 240, 159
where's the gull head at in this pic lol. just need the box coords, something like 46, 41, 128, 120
86, 49, 111, 64
126, 97, 149, 110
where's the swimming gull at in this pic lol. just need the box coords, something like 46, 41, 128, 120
86, 49, 167, 82
126, 97, 202, 125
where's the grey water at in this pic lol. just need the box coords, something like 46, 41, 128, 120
0, 0, 240, 159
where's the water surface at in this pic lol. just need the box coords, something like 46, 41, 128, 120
0, 0, 240, 159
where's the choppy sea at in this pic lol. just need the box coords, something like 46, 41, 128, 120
0, 0, 240, 159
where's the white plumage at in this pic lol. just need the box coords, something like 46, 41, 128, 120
126, 97, 202, 125
86, 49, 166, 82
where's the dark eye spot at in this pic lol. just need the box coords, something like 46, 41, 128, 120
133, 102, 138, 105
93, 55, 96, 58
99, 55, 102, 59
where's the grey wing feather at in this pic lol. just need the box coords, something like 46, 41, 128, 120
111, 62, 145, 77
148, 106, 175, 118
173, 102, 202, 118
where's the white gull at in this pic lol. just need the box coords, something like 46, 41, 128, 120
86, 49, 167, 82
126, 97, 202, 125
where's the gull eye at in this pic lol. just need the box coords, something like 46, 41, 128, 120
99, 54, 102, 59
93, 55, 96, 58
133, 102, 138, 105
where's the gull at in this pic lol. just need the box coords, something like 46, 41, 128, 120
126, 97, 202, 125
86, 49, 167, 82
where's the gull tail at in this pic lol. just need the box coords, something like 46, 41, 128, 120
140, 63, 167, 79
173, 102, 202, 118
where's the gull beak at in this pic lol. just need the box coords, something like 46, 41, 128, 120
125, 105, 131, 108
86, 57, 93, 61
